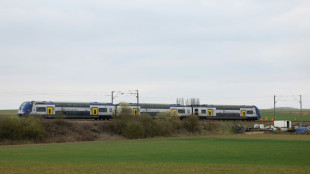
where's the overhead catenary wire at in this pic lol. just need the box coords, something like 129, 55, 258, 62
1, 91, 307, 105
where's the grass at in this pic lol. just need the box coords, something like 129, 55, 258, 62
0, 110, 17, 117
0, 136, 309, 173
260, 109, 310, 121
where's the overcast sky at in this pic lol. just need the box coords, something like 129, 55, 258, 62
0, 0, 309, 109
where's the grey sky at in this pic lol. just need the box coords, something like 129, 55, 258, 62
0, 0, 309, 109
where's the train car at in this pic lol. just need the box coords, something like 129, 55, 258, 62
18, 101, 261, 120
18, 101, 114, 119
135, 103, 171, 116
170, 104, 192, 118
211, 105, 260, 120
170, 104, 260, 120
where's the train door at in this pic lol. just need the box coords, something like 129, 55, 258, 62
194, 109, 199, 116
47, 107, 53, 115
133, 108, 138, 115
92, 107, 98, 116
172, 109, 177, 116
241, 110, 246, 117
208, 109, 213, 116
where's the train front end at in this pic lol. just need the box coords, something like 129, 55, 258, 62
17, 101, 33, 117
255, 106, 261, 120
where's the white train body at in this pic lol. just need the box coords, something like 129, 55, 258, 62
18, 101, 261, 120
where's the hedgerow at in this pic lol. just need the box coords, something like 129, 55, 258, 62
0, 116, 45, 143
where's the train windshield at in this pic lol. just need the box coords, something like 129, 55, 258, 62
19, 102, 27, 110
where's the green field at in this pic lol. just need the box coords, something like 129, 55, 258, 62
0, 110, 17, 117
260, 109, 310, 121
0, 136, 309, 173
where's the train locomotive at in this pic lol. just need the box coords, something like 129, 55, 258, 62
18, 101, 261, 120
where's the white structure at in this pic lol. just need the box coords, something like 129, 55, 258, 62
274, 120, 292, 128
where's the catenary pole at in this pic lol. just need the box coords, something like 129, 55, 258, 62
111, 91, 114, 104
136, 90, 139, 115
300, 95, 302, 126
274, 95, 276, 120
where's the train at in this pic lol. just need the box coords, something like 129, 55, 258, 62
17, 101, 261, 120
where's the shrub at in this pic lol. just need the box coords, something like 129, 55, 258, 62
116, 102, 133, 116
203, 120, 219, 132
109, 113, 194, 139
182, 116, 201, 133
0, 116, 45, 142
156, 111, 176, 119
123, 120, 144, 139
231, 124, 244, 133
109, 118, 127, 135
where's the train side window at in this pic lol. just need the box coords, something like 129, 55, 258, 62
201, 110, 206, 114
247, 110, 253, 114
178, 109, 185, 114
99, 108, 107, 113
36, 107, 46, 112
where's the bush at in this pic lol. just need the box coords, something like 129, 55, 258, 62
203, 120, 219, 132
155, 111, 176, 119
182, 116, 201, 133
0, 117, 45, 142
123, 121, 144, 139
231, 124, 245, 133
109, 113, 202, 139
116, 102, 133, 116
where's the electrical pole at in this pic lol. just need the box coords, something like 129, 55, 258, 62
136, 90, 139, 115
111, 91, 114, 104
300, 95, 302, 126
274, 95, 276, 121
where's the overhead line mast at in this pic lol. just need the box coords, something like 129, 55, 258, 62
136, 90, 139, 115
300, 95, 302, 126
274, 95, 276, 120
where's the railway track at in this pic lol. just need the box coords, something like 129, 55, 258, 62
41, 119, 310, 124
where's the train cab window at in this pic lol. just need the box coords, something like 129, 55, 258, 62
201, 110, 206, 114
247, 110, 253, 114
36, 107, 46, 112
99, 108, 107, 113
178, 109, 185, 114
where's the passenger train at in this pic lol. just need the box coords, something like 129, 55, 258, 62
18, 101, 261, 120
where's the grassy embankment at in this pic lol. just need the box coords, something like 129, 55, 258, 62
0, 136, 309, 174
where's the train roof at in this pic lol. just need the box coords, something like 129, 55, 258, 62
123, 103, 172, 109
31, 101, 113, 105
26, 101, 257, 109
